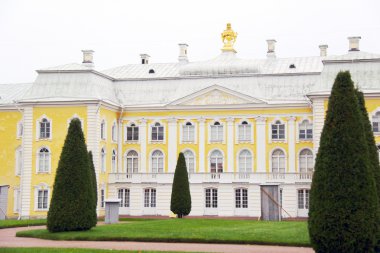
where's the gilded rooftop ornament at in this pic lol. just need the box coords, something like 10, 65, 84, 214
221, 23, 237, 53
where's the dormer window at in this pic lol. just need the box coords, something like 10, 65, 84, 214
183, 122, 195, 142
272, 120, 285, 140
210, 121, 223, 142
151, 122, 164, 141
289, 64, 296, 69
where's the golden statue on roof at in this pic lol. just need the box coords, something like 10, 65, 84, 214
221, 23, 237, 53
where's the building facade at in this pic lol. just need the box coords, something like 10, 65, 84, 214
0, 24, 380, 219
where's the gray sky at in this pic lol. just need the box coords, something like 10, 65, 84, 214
0, 0, 379, 83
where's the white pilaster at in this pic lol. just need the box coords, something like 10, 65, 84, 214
20, 107, 32, 219
168, 118, 178, 172
255, 116, 266, 173
117, 119, 123, 173
139, 119, 147, 172
287, 116, 296, 173
226, 117, 234, 172
312, 98, 325, 155
198, 118, 206, 173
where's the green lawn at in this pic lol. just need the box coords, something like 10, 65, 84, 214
0, 219, 46, 229
0, 248, 205, 253
16, 219, 310, 247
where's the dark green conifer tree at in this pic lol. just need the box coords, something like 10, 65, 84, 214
356, 89, 380, 251
170, 152, 191, 218
308, 71, 378, 253
88, 151, 98, 227
47, 119, 94, 232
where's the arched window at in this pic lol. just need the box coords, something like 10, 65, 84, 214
100, 120, 106, 140
271, 120, 285, 140
126, 150, 138, 173
112, 122, 117, 142
238, 121, 251, 141
151, 150, 164, 173
183, 122, 195, 142
152, 122, 164, 141
271, 149, 285, 174
299, 120, 313, 140
101, 148, 106, 172
210, 121, 223, 142
111, 150, 117, 172
373, 112, 380, 133
299, 149, 314, 174
126, 123, 139, 141
40, 118, 51, 139
183, 150, 195, 173
38, 147, 50, 173
238, 150, 252, 173
210, 150, 223, 173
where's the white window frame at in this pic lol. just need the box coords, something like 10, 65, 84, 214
183, 149, 196, 173
270, 119, 286, 142
270, 148, 287, 174
298, 119, 313, 141
144, 188, 156, 208
149, 121, 165, 143
236, 120, 253, 143
235, 188, 248, 209
36, 115, 52, 140
118, 188, 130, 208
36, 146, 51, 174
15, 146, 23, 176
205, 188, 218, 208
100, 147, 106, 173
34, 183, 49, 211
111, 149, 117, 173
298, 148, 314, 174
209, 121, 224, 143
16, 120, 23, 139
125, 122, 139, 143
297, 189, 310, 209
100, 119, 107, 140
150, 149, 164, 173
181, 121, 196, 143
111, 121, 118, 143
209, 149, 224, 173
125, 150, 139, 173
237, 149, 253, 173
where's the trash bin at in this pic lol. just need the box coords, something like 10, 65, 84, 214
104, 199, 121, 224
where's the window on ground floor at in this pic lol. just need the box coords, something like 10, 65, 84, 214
101, 189, 105, 208
235, 188, 248, 208
298, 189, 310, 209
144, 188, 156, 208
37, 189, 48, 210
118, 188, 130, 208
205, 188, 218, 208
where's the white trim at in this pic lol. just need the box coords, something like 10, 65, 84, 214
168, 118, 178, 172
35, 114, 52, 141
34, 183, 50, 212
35, 146, 52, 174
139, 119, 147, 172
268, 118, 287, 144
198, 118, 206, 173
255, 116, 266, 173
287, 116, 296, 173
149, 149, 166, 173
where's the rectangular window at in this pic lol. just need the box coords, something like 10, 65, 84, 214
126, 126, 139, 141
182, 125, 195, 142
210, 125, 223, 142
235, 188, 248, 208
205, 188, 218, 208
14, 189, 20, 213
144, 188, 156, 208
272, 124, 285, 140
152, 126, 164, 141
374, 122, 379, 133
37, 189, 48, 210
118, 189, 130, 207
298, 189, 310, 209
101, 189, 105, 208
238, 125, 251, 141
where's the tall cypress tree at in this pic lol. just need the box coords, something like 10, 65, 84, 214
308, 71, 378, 252
88, 151, 98, 227
356, 89, 380, 251
47, 119, 94, 232
170, 152, 191, 218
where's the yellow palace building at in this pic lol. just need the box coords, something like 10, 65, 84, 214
0, 24, 379, 220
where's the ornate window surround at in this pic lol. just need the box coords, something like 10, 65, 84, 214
235, 148, 254, 173
124, 149, 140, 173
34, 183, 50, 211
268, 118, 287, 143
208, 119, 226, 144
235, 119, 254, 144
149, 149, 165, 173
296, 117, 313, 143
36, 146, 51, 174
124, 121, 140, 144
179, 119, 197, 144
269, 147, 287, 173
35, 115, 52, 141
148, 120, 166, 144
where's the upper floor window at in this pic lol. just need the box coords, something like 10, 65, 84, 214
39, 118, 51, 139
238, 150, 252, 173
271, 120, 285, 140
238, 121, 251, 142
373, 112, 380, 133
210, 150, 223, 173
183, 122, 195, 142
299, 149, 314, 174
151, 150, 164, 173
38, 147, 50, 173
101, 148, 106, 172
111, 150, 117, 172
126, 150, 138, 173
126, 123, 139, 141
271, 149, 285, 174
151, 122, 164, 141
299, 120, 313, 140
183, 150, 195, 173
112, 122, 117, 142
15, 147, 23, 176
235, 188, 248, 208
210, 121, 223, 142
100, 120, 106, 140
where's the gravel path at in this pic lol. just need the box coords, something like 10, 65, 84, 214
0, 225, 314, 253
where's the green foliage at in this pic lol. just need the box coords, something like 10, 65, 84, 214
356, 89, 380, 251
308, 71, 378, 253
170, 152, 191, 218
88, 151, 98, 227
47, 119, 95, 232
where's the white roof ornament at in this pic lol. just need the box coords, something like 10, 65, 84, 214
266, 39, 277, 59
348, 36, 361, 52
319, 45, 328, 57
178, 43, 189, 64
140, 54, 150, 64
82, 50, 94, 68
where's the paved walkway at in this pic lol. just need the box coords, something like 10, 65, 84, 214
0, 226, 314, 253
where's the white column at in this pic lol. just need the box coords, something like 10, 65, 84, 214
198, 118, 206, 173
139, 119, 147, 173
287, 116, 296, 173
168, 118, 178, 172
312, 98, 325, 155
255, 116, 266, 173
117, 119, 123, 173
20, 107, 32, 219
226, 117, 234, 173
